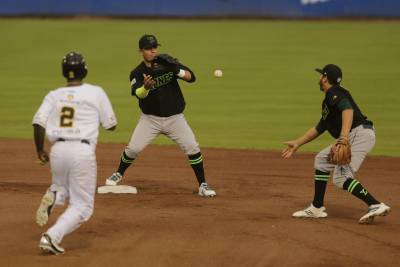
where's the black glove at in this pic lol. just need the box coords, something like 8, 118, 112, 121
153, 53, 180, 75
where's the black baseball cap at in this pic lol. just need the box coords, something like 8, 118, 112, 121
315, 64, 343, 84
139, 34, 160, 49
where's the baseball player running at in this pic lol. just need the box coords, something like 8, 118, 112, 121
282, 64, 390, 224
33, 52, 117, 254
105, 34, 216, 197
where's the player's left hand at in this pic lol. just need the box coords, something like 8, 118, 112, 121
37, 150, 49, 165
154, 53, 180, 74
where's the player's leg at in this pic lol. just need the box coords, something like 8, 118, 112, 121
332, 126, 390, 223
164, 114, 216, 197
293, 145, 334, 218
106, 114, 161, 185
36, 142, 70, 227
38, 142, 72, 254
46, 143, 96, 249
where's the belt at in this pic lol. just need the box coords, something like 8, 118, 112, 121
362, 124, 374, 130
56, 138, 90, 145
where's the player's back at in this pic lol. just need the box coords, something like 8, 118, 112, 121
33, 83, 116, 145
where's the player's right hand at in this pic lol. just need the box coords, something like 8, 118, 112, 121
37, 150, 49, 165
282, 141, 299, 159
143, 74, 155, 90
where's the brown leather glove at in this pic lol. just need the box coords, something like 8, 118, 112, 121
328, 137, 351, 165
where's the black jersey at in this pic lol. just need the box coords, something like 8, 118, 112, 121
129, 61, 195, 117
316, 85, 373, 138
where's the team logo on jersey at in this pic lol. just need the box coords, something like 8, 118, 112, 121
67, 94, 74, 101
322, 104, 329, 120
153, 72, 174, 88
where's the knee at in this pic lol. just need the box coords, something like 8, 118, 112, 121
125, 145, 143, 159
79, 205, 94, 222
183, 142, 200, 155
332, 175, 347, 189
314, 154, 328, 172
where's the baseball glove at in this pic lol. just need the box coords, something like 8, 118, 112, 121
152, 53, 180, 75
328, 137, 351, 165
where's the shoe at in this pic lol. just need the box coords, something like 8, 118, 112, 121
359, 203, 391, 224
105, 172, 123, 186
198, 182, 216, 197
36, 190, 56, 227
39, 233, 65, 255
292, 203, 328, 218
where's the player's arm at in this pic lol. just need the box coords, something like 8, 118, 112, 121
337, 99, 354, 139
99, 88, 118, 130
32, 92, 55, 165
33, 123, 49, 165
130, 71, 154, 99
282, 126, 321, 159
177, 63, 196, 83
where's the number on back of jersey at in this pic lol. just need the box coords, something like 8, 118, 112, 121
60, 106, 75, 127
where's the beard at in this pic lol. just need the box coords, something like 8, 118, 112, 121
318, 80, 324, 91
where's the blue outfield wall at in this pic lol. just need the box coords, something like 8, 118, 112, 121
0, 0, 400, 18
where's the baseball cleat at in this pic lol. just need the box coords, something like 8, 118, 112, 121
39, 233, 65, 255
359, 203, 391, 224
36, 190, 56, 227
106, 172, 123, 186
292, 203, 328, 218
198, 182, 216, 197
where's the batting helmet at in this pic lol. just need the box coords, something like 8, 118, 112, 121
62, 52, 88, 80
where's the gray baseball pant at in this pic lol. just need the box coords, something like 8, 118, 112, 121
314, 125, 376, 188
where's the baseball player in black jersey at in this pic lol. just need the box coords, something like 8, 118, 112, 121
105, 34, 216, 197
282, 64, 390, 224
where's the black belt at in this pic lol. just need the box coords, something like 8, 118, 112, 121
362, 124, 374, 130
56, 138, 90, 145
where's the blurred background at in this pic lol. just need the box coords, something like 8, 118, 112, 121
0, 0, 399, 155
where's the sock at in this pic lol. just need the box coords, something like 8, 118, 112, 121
343, 178, 380, 206
312, 170, 330, 208
188, 152, 206, 186
117, 151, 135, 176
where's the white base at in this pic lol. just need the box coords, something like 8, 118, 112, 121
97, 185, 137, 194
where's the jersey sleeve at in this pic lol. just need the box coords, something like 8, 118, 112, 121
98, 88, 117, 129
315, 118, 327, 134
178, 63, 196, 83
32, 91, 56, 128
130, 70, 144, 96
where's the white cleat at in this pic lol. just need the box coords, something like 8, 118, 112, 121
106, 172, 123, 186
292, 203, 328, 218
198, 182, 216, 197
36, 190, 56, 227
39, 233, 65, 255
359, 203, 391, 224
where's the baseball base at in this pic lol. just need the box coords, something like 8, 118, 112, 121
97, 185, 137, 194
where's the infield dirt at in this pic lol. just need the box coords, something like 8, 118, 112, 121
0, 139, 399, 267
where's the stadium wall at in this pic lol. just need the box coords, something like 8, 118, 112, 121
1, 0, 399, 18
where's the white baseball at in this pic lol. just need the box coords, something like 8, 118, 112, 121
214, 69, 223, 78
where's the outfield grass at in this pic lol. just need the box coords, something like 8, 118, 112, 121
0, 19, 399, 156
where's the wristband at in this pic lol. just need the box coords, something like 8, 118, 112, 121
177, 69, 186, 78
135, 86, 149, 99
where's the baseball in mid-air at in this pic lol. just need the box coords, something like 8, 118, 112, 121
214, 69, 223, 78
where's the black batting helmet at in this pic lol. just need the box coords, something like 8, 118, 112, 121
62, 52, 88, 80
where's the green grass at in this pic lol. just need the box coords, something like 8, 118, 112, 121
1, 19, 399, 156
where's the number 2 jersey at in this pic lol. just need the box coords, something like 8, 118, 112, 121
32, 83, 117, 145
